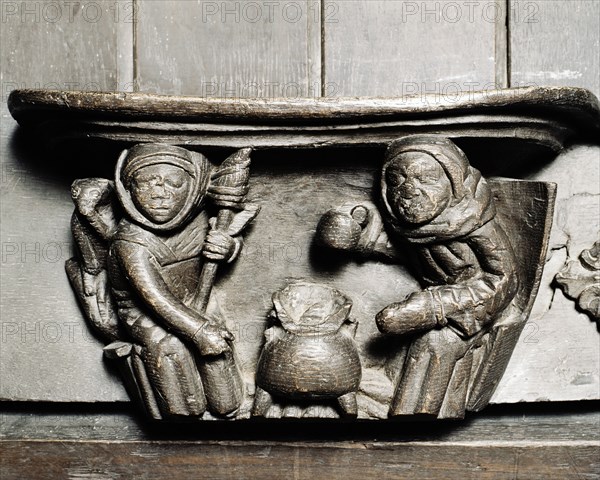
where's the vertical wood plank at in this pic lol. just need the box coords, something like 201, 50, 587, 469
1, 0, 134, 93
510, 0, 600, 97
323, 0, 498, 96
0, 0, 132, 401
135, 0, 322, 97
494, 147, 600, 404
495, 0, 509, 88
503, 2, 600, 404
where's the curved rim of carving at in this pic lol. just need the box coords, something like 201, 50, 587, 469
8, 86, 600, 128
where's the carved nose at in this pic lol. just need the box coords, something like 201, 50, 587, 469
400, 183, 418, 199
150, 184, 168, 198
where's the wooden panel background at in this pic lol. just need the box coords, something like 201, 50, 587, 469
0, 0, 133, 401
1, 1, 599, 476
135, 0, 321, 96
323, 0, 498, 96
510, 0, 600, 96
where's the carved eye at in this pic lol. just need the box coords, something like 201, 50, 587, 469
165, 178, 185, 189
386, 167, 406, 188
132, 177, 154, 191
420, 171, 439, 184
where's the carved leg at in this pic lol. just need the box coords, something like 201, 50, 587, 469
252, 387, 273, 417
124, 315, 207, 418
104, 341, 163, 420
390, 328, 470, 417
131, 345, 163, 420
198, 350, 243, 417
337, 392, 358, 417
144, 334, 207, 417
438, 349, 474, 419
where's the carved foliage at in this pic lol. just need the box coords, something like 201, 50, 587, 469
555, 241, 600, 322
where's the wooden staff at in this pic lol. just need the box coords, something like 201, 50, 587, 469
191, 148, 252, 416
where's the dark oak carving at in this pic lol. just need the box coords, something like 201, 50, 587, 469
253, 282, 361, 418
65, 135, 555, 421
317, 136, 555, 419
67, 144, 259, 419
6, 87, 588, 422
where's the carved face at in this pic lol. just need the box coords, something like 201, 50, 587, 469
385, 152, 452, 225
71, 178, 112, 217
130, 162, 191, 224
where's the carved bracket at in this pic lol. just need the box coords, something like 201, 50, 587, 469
7, 87, 599, 422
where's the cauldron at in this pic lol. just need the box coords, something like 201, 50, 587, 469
254, 282, 361, 415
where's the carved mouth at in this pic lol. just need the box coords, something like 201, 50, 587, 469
149, 205, 172, 212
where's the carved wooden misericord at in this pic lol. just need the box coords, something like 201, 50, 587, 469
7, 86, 600, 422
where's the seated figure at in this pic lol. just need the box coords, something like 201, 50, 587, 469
317, 135, 521, 418
68, 143, 256, 419
108, 143, 240, 418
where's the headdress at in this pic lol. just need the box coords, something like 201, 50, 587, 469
115, 143, 211, 231
381, 135, 495, 244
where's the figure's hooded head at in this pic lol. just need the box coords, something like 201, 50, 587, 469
115, 143, 211, 231
381, 135, 495, 244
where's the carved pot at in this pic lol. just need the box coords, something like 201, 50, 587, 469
256, 282, 362, 399
257, 331, 361, 398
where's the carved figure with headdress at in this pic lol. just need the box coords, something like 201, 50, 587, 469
317, 135, 527, 418
67, 143, 258, 419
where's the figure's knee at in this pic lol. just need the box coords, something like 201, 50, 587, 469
128, 322, 184, 359
156, 332, 190, 357
413, 328, 464, 358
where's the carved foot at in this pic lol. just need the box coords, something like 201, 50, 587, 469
252, 387, 273, 417
337, 392, 358, 417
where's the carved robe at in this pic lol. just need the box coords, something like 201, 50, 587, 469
387, 218, 519, 418
108, 213, 211, 416
379, 136, 519, 418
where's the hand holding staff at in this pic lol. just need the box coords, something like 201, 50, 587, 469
191, 147, 258, 416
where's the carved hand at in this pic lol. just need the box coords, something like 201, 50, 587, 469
193, 321, 235, 356
202, 229, 238, 262
376, 291, 438, 335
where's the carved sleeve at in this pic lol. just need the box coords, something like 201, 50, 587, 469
424, 221, 519, 337
112, 240, 209, 340
366, 228, 403, 261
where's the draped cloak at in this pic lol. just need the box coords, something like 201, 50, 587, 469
108, 144, 215, 417
380, 136, 519, 418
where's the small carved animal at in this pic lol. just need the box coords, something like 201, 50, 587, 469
66, 178, 121, 341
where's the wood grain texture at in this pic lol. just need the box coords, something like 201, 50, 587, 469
322, 0, 497, 96
2, 404, 600, 479
2, 402, 599, 442
1, 439, 598, 479
0, 0, 133, 402
1, 88, 599, 405
7, 87, 598, 154
1, 0, 599, 412
502, 0, 600, 406
510, 0, 600, 98
134, 0, 321, 96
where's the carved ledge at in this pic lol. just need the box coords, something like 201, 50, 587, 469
8, 87, 600, 152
